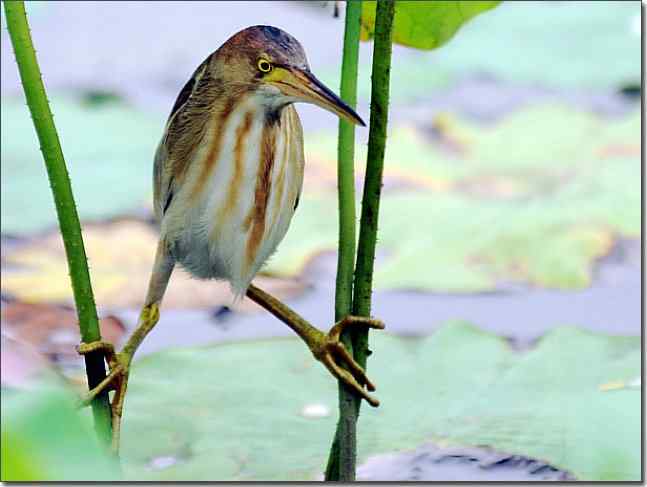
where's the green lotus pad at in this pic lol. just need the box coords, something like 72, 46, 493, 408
118, 323, 643, 481
2, 323, 640, 481
359, 1, 501, 50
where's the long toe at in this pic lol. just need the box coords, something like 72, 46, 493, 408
323, 354, 380, 407
332, 342, 376, 391
330, 316, 385, 341
77, 340, 115, 356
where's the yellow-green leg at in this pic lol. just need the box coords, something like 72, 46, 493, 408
246, 284, 385, 406
78, 240, 173, 454
78, 303, 161, 453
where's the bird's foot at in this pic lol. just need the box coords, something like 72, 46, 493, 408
77, 340, 131, 454
311, 315, 385, 407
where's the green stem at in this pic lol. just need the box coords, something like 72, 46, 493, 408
325, 0, 362, 480
352, 0, 394, 318
334, 0, 361, 326
326, 0, 396, 481
4, 1, 112, 447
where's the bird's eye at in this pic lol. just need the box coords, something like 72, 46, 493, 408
257, 59, 273, 73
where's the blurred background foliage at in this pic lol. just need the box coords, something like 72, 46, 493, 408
1, 1, 641, 481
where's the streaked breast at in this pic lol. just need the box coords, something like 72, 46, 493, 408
179, 97, 303, 294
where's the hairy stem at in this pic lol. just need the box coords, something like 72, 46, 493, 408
325, 1, 362, 479
326, 0, 396, 481
353, 1, 394, 317
325, 0, 362, 480
333, 0, 362, 326
4, 1, 112, 447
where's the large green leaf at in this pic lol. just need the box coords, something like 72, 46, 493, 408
1, 386, 118, 481
113, 322, 639, 480
360, 1, 501, 50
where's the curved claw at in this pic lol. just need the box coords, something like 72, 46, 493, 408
314, 314, 385, 407
321, 353, 380, 407
329, 315, 385, 342
76, 340, 130, 454
77, 340, 115, 355
76, 363, 125, 408
77, 340, 115, 362
332, 342, 376, 391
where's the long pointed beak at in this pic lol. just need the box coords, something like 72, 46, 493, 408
272, 68, 366, 126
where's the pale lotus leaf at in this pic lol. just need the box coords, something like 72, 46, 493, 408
1, 220, 304, 309
1, 96, 161, 235
267, 107, 640, 291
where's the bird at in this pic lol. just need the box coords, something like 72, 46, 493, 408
78, 26, 384, 453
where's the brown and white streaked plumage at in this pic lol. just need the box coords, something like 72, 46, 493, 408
155, 26, 361, 295
78, 26, 384, 453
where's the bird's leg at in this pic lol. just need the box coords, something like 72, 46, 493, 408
77, 241, 174, 453
78, 303, 160, 451
246, 284, 384, 406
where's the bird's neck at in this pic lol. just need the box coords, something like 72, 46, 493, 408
242, 87, 292, 127
264, 106, 284, 127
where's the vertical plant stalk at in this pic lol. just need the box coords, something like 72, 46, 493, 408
325, 0, 362, 480
4, 1, 112, 446
326, 0, 396, 481
334, 0, 361, 332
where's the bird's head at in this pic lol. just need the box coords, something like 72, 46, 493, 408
215, 25, 365, 126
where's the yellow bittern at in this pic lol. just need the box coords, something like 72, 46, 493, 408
78, 26, 383, 451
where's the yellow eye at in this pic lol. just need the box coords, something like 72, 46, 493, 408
258, 59, 272, 73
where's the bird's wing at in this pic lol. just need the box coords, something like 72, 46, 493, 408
290, 106, 306, 211
152, 139, 172, 221
153, 54, 219, 219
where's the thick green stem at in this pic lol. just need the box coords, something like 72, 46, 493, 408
4, 1, 112, 447
352, 1, 394, 317
326, 0, 396, 481
325, 0, 362, 480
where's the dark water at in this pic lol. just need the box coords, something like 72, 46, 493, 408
355, 442, 574, 481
